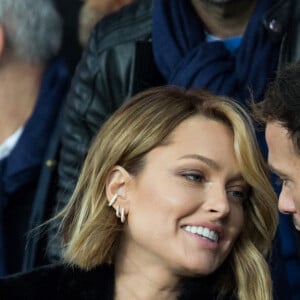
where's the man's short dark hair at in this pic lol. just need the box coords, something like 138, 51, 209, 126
253, 62, 300, 154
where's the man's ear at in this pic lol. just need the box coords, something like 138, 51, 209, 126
105, 166, 132, 205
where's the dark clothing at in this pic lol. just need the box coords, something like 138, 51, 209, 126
0, 264, 115, 300
152, 0, 281, 156
277, 214, 300, 298
50, 0, 300, 299
0, 57, 70, 276
0, 263, 233, 300
153, 0, 279, 103
54, 0, 83, 74
21, 105, 67, 273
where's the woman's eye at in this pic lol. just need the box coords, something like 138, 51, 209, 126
227, 190, 248, 201
182, 173, 204, 183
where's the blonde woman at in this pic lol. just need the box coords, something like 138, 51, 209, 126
0, 86, 277, 300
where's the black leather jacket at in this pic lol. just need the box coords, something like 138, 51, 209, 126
57, 0, 154, 200
48, 0, 300, 261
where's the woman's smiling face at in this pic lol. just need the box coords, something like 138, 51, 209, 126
123, 116, 247, 277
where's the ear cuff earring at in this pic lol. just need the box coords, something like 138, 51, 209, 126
108, 193, 126, 223
108, 193, 118, 206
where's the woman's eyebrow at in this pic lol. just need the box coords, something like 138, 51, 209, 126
179, 154, 220, 171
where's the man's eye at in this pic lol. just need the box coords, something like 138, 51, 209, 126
271, 173, 288, 187
275, 177, 283, 187
275, 177, 289, 187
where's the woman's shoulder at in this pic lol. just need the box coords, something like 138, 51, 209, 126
0, 263, 114, 300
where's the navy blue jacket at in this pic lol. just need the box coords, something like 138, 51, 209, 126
0, 57, 70, 276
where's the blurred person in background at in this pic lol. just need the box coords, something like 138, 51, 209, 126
78, 0, 135, 47
53, 0, 135, 73
54, 0, 82, 74
0, 0, 70, 276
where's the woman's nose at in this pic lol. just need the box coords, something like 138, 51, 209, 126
203, 185, 230, 218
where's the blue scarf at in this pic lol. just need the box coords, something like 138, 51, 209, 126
152, 0, 280, 105
153, 2, 300, 299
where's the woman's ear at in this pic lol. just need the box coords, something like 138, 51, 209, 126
106, 166, 132, 223
106, 166, 131, 206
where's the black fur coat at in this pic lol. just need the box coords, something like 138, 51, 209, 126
0, 264, 114, 300
0, 263, 228, 299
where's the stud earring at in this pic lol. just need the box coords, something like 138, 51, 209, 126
108, 193, 118, 207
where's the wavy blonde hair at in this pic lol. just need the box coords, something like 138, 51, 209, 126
58, 86, 277, 300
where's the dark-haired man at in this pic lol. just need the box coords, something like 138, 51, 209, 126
254, 62, 300, 232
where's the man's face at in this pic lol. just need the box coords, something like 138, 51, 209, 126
266, 121, 300, 230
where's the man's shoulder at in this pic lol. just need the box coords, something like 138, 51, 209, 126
0, 263, 114, 300
92, 0, 153, 50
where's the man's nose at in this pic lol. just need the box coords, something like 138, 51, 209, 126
278, 187, 296, 215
